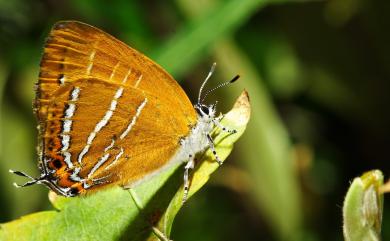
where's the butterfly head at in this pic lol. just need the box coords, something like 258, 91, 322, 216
194, 102, 217, 122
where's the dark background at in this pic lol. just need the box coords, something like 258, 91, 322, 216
0, 0, 389, 240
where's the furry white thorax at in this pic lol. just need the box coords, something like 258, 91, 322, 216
175, 105, 216, 163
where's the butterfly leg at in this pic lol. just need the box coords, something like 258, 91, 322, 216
213, 116, 237, 134
183, 155, 195, 203
206, 133, 222, 165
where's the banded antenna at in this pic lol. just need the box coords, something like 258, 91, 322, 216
200, 74, 240, 103
198, 62, 217, 104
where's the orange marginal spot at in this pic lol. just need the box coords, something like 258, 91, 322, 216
56, 171, 75, 188
69, 182, 86, 195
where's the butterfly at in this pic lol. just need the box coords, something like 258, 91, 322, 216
10, 21, 238, 202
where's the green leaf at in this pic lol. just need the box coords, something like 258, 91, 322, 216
343, 170, 384, 241
0, 91, 250, 241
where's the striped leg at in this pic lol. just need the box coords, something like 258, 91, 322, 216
206, 133, 222, 165
183, 155, 195, 204
213, 115, 237, 134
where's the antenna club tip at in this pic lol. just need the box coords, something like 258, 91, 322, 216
9, 169, 15, 173
13, 182, 21, 188
230, 75, 240, 83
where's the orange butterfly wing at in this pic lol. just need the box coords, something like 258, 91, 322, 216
36, 21, 197, 193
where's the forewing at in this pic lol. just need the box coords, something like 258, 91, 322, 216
36, 21, 197, 190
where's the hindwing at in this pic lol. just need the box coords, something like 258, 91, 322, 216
36, 21, 197, 193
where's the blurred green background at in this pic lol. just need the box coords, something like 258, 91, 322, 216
0, 0, 389, 240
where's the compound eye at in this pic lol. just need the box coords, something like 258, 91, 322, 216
201, 105, 209, 115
